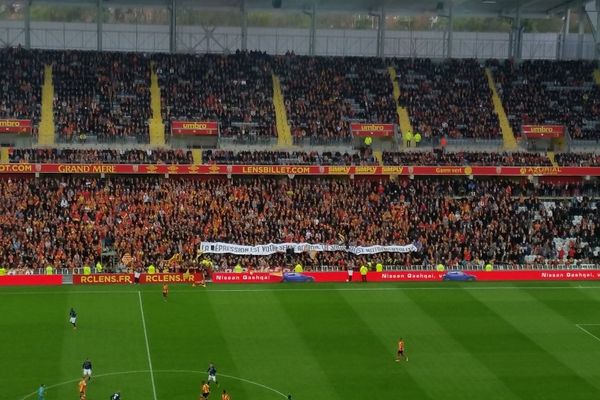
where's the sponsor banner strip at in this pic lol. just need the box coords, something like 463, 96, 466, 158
0, 119, 32, 134
522, 124, 565, 139
212, 270, 600, 284
171, 121, 218, 136
0, 163, 599, 177
350, 123, 395, 137
212, 272, 283, 283
0, 275, 62, 286
199, 242, 418, 256
73, 273, 202, 285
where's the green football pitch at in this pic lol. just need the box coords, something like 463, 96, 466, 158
4, 282, 600, 400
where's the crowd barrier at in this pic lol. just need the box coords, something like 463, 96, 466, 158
0, 275, 62, 286
2, 271, 600, 287
212, 270, 600, 283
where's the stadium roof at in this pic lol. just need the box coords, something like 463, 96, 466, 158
36, 0, 584, 17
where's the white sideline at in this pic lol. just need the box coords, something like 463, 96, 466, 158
575, 324, 600, 343
138, 291, 158, 400
3, 285, 600, 295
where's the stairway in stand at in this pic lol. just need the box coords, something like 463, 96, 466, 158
373, 150, 383, 165
37, 64, 56, 146
272, 73, 293, 147
593, 69, 600, 86
485, 68, 518, 150
192, 149, 203, 165
387, 66, 413, 149
547, 151, 558, 167
0, 147, 8, 163
148, 66, 166, 146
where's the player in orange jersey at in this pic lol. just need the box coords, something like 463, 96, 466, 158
200, 380, 211, 399
78, 377, 87, 398
162, 284, 169, 301
221, 390, 230, 400
396, 338, 408, 362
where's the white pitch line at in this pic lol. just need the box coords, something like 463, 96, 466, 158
18, 370, 149, 400
3, 285, 600, 295
17, 369, 288, 400
575, 324, 600, 343
138, 291, 158, 400
155, 369, 288, 398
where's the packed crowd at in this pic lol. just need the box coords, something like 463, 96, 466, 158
154, 51, 275, 141
202, 149, 377, 165
382, 150, 552, 166
394, 58, 500, 140
555, 153, 600, 167
8, 147, 600, 168
0, 47, 44, 133
0, 176, 598, 273
274, 55, 396, 143
8, 148, 193, 164
490, 59, 600, 141
52, 50, 151, 143
4, 48, 600, 145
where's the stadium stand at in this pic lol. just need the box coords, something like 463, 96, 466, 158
202, 149, 377, 165
274, 55, 396, 144
393, 58, 500, 140
7, 148, 578, 167
555, 153, 600, 166
0, 176, 598, 273
8, 148, 193, 164
154, 51, 275, 142
490, 59, 600, 141
382, 150, 552, 166
0, 47, 44, 134
52, 50, 152, 143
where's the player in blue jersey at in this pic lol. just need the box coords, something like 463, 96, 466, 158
207, 363, 218, 385
69, 308, 77, 329
82, 358, 93, 380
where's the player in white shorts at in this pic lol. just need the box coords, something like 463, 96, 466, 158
69, 308, 77, 329
82, 358, 92, 380
207, 363, 218, 384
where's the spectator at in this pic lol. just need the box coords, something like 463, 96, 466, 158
382, 149, 552, 166
490, 59, 600, 141
154, 51, 275, 143
274, 55, 396, 144
52, 50, 151, 143
0, 176, 598, 273
395, 59, 500, 140
555, 152, 600, 167
9, 148, 193, 164
202, 149, 377, 165
0, 47, 44, 137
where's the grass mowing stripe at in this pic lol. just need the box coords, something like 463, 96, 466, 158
140, 287, 253, 400
406, 287, 600, 400
210, 290, 338, 400
0, 290, 69, 397
470, 286, 600, 393
340, 289, 518, 400
274, 288, 433, 400
138, 291, 158, 400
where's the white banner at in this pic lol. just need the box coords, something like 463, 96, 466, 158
199, 242, 418, 256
